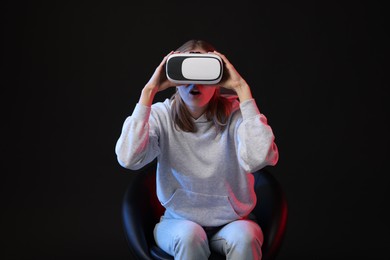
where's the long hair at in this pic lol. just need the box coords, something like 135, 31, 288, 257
170, 39, 232, 133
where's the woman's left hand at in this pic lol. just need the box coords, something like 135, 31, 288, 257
213, 51, 253, 102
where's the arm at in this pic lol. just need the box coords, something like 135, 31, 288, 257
115, 103, 160, 170
236, 99, 279, 172
115, 52, 175, 170
213, 51, 279, 171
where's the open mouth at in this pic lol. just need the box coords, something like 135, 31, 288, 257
189, 89, 201, 95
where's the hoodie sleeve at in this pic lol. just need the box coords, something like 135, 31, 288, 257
115, 103, 161, 170
235, 99, 279, 172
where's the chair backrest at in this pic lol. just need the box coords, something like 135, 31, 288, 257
122, 163, 162, 260
122, 162, 288, 260
252, 169, 288, 259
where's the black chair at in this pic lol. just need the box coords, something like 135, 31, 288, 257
122, 162, 288, 260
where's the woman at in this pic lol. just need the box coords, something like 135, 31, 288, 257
115, 39, 279, 260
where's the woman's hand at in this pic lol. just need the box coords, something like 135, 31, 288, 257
213, 51, 253, 102
145, 51, 175, 93
139, 52, 176, 106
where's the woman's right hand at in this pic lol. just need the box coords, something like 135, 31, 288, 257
139, 52, 175, 106
145, 51, 175, 93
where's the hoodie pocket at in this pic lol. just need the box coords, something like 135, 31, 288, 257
162, 189, 241, 226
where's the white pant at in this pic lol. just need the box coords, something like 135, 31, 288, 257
154, 217, 263, 260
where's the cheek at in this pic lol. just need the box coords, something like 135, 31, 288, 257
177, 89, 187, 100
203, 89, 216, 102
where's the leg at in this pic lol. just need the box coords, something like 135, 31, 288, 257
209, 219, 264, 260
154, 217, 211, 260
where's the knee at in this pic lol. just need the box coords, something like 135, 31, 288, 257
228, 221, 264, 248
174, 221, 208, 249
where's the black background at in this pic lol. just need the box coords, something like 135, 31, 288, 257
2, 0, 389, 259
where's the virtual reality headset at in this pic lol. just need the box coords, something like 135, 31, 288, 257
166, 53, 223, 85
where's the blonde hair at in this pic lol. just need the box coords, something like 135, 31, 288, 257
170, 40, 232, 133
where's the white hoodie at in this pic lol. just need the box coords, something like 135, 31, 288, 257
115, 98, 278, 227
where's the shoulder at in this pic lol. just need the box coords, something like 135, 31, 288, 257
150, 98, 173, 121
221, 94, 241, 117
